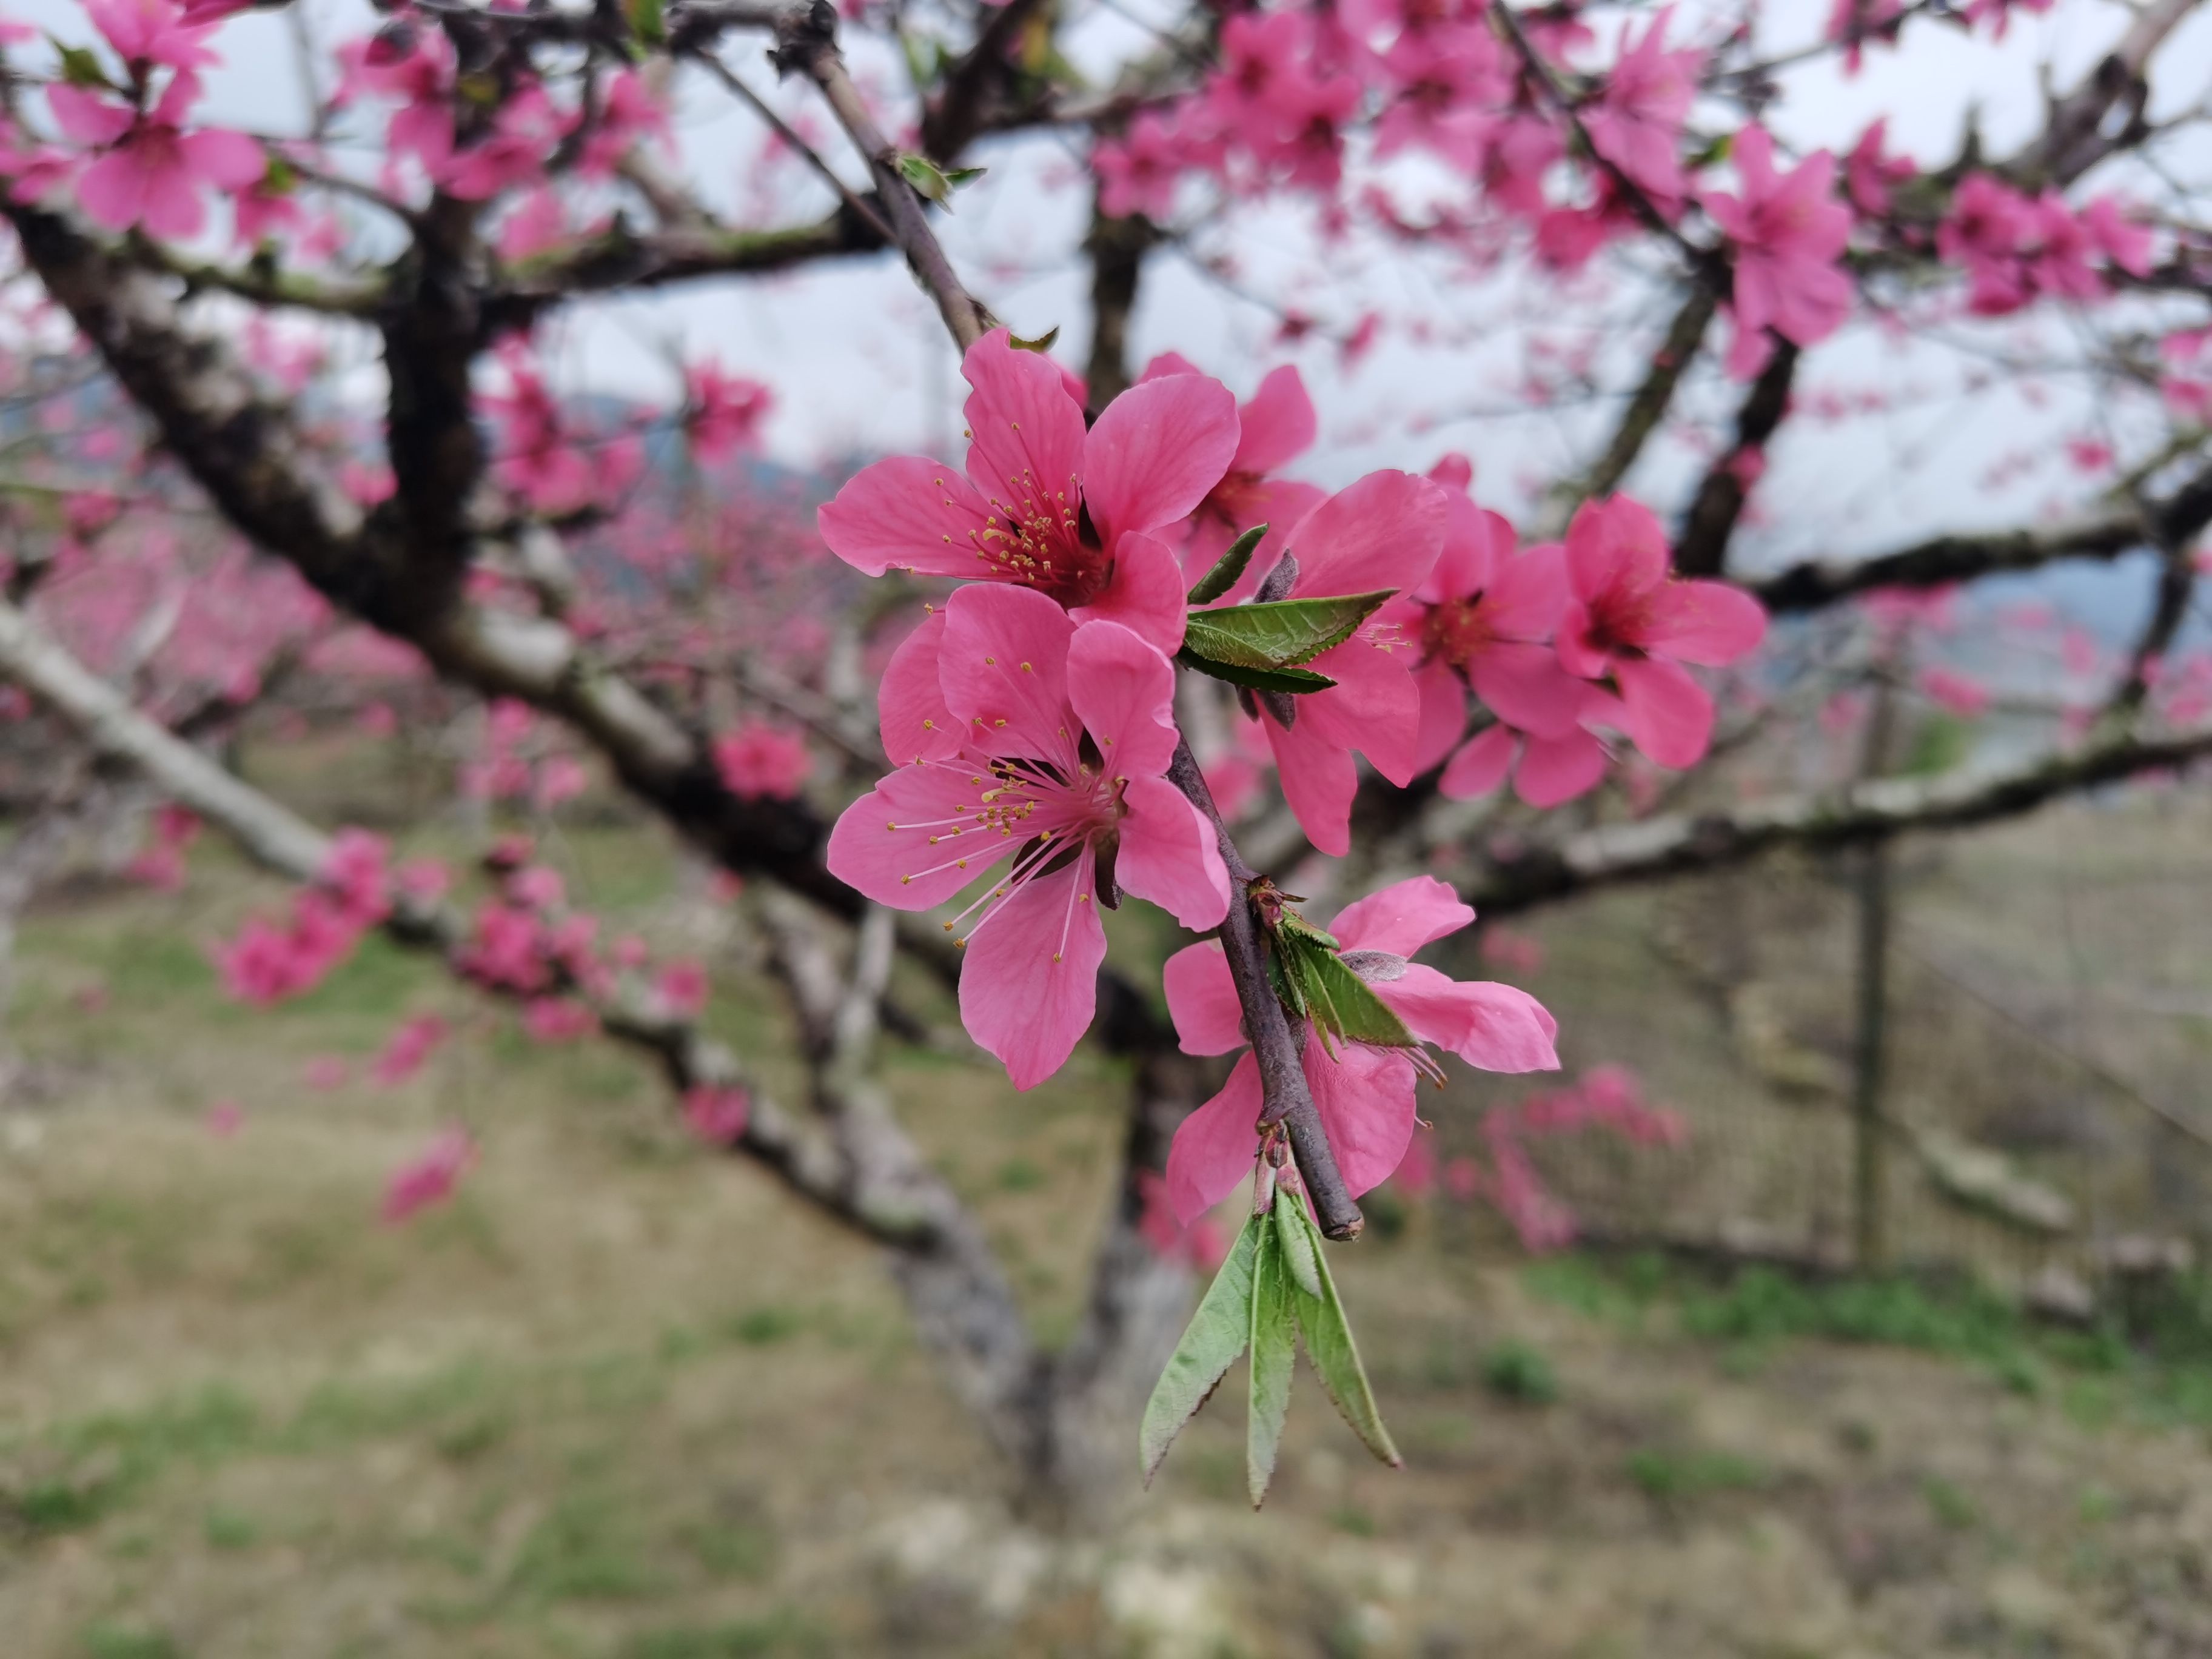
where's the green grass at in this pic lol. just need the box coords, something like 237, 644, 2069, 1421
1480, 1339, 1560, 1405
1625, 1446, 1768, 1502
625, 1612, 829, 1658
1525, 1252, 2212, 1429
79, 1627, 179, 1659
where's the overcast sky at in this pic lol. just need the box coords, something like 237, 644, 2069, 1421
5, 0, 2209, 580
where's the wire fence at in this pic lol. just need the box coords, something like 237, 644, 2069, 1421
1433, 792, 2212, 1309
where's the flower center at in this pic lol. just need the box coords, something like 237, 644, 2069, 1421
1423, 595, 1496, 670
893, 748, 1126, 959
968, 472, 1110, 605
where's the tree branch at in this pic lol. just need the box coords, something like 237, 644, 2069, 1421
1168, 739, 1361, 1239
769, 0, 996, 351
1543, 282, 1718, 534
1674, 337, 1798, 577
1751, 454, 2212, 612
1082, 201, 1158, 410
1461, 717, 2212, 916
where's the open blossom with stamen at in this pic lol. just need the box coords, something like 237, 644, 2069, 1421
830, 585, 1230, 1089
818, 330, 1240, 653
1161, 876, 1560, 1223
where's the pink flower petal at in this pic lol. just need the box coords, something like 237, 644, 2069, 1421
1298, 632, 1424, 784
827, 763, 1018, 910
1114, 775, 1230, 930
1640, 579, 1768, 665
1614, 654, 1714, 768
877, 606, 959, 765
961, 330, 1087, 526
1412, 655, 1469, 777
1470, 640, 1587, 737
818, 455, 994, 577
1515, 726, 1610, 806
1065, 616, 1179, 776
1439, 725, 1517, 799
47, 84, 132, 148
1162, 940, 1245, 1055
937, 583, 1078, 768
1165, 1051, 1262, 1222
1265, 713, 1359, 857
1327, 874, 1474, 956
179, 127, 266, 190
77, 149, 153, 232
956, 865, 1107, 1090
1231, 364, 1315, 475
1307, 1037, 1418, 1198
1083, 372, 1240, 550
1287, 470, 1449, 598
1071, 530, 1188, 653
1374, 965, 1560, 1071
1563, 495, 1669, 605
1482, 541, 1570, 639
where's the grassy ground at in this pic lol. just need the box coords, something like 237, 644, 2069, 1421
4, 769, 2212, 1655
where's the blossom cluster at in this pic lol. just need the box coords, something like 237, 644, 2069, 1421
807, 327, 1758, 1213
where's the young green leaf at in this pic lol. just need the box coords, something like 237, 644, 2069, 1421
1175, 646, 1337, 695
1180, 589, 1397, 672
626, 0, 666, 49
1287, 1202, 1401, 1467
1139, 1215, 1260, 1484
1247, 1221, 1298, 1507
1008, 327, 1060, 354
1272, 1190, 1324, 1299
897, 152, 953, 207
1186, 525, 1270, 605
1275, 927, 1418, 1052
51, 39, 113, 90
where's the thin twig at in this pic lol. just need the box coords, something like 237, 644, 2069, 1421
1168, 739, 1362, 1239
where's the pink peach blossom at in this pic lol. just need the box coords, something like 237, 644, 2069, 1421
1162, 876, 1558, 1222
819, 329, 1240, 653
830, 585, 1230, 1088
1555, 497, 1768, 769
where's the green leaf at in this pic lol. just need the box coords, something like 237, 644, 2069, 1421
1274, 927, 1418, 1053
1247, 1221, 1297, 1507
1272, 1191, 1323, 1299
1008, 327, 1060, 355
1139, 1215, 1259, 1484
1186, 524, 1269, 605
625, 0, 665, 49
896, 153, 984, 209
1180, 589, 1396, 672
1174, 648, 1336, 695
1286, 1202, 1401, 1467
51, 39, 113, 90
897, 152, 953, 207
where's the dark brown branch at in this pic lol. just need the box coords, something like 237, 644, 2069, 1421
1752, 455, 2212, 613
1083, 203, 1158, 411
1462, 717, 2212, 917
2007, 0, 2205, 189
488, 210, 887, 318
919, 0, 1056, 163
770, 0, 996, 352
1547, 283, 1718, 532
1168, 739, 1361, 1239
1674, 337, 1798, 577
